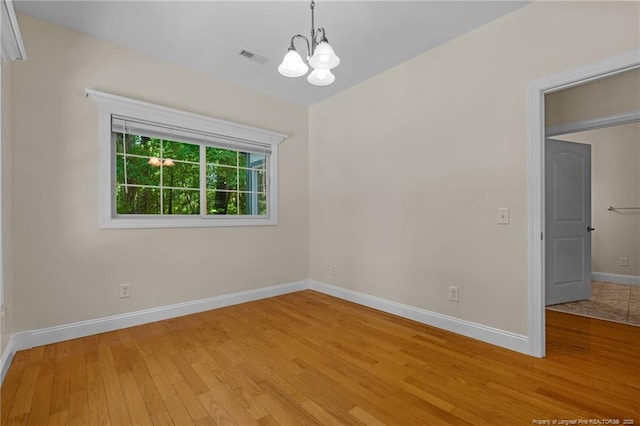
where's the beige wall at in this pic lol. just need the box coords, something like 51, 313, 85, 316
10, 15, 308, 332
309, 1, 639, 335
546, 68, 640, 128
1, 63, 14, 354
556, 123, 640, 276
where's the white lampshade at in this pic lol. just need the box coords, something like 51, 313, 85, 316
307, 68, 335, 86
278, 49, 309, 77
308, 41, 340, 70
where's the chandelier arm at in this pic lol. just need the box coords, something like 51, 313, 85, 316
314, 28, 327, 44
289, 34, 311, 59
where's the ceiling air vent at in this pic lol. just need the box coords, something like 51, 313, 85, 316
237, 49, 269, 65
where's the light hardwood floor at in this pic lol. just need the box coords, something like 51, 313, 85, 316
2, 290, 639, 425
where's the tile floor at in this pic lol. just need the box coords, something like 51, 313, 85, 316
547, 281, 640, 326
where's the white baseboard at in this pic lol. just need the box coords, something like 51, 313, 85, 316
307, 280, 530, 355
4, 278, 532, 382
592, 272, 640, 285
11, 280, 307, 352
0, 337, 16, 385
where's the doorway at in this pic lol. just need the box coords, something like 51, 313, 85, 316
526, 50, 640, 357
544, 121, 640, 326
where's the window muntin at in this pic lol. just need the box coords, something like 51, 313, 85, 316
205, 148, 266, 216
115, 134, 201, 215
87, 89, 285, 228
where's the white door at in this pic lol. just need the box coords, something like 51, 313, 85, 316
545, 139, 592, 306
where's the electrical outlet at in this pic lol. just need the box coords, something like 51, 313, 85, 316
330, 264, 337, 276
119, 283, 131, 299
449, 286, 460, 302
619, 257, 629, 267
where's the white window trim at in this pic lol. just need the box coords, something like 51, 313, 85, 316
1, 0, 27, 64
85, 89, 287, 229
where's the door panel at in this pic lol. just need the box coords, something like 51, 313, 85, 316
545, 139, 591, 306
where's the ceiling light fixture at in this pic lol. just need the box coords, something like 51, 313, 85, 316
148, 157, 175, 167
278, 0, 340, 86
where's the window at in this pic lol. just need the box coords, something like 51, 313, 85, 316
86, 90, 286, 228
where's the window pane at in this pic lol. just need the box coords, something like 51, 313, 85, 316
162, 189, 200, 215
238, 192, 267, 216
162, 140, 199, 162
116, 185, 161, 214
256, 170, 266, 193
206, 147, 237, 166
116, 134, 161, 157
248, 153, 266, 169
226, 192, 238, 215
206, 190, 238, 215
117, 155, 161, 187
162, 162, 199, 190
239, 169, 266, 193
206, 165, 238, 190
239, 152, 248, 168
258, 193, 267, 215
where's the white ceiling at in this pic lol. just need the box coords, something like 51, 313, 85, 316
14, 1, 528, 106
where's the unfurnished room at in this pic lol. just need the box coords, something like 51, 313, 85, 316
0, 1, 639, 425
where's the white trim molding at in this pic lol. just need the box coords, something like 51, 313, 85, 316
11, 280, 306, 351
0, 336, 15, 385
3, 279, 536, 380
85, 89, 287, 229
592, 272, 640, 286
527, 49, 640, 358
308, 280, 529, 355
1, 0, 26, 64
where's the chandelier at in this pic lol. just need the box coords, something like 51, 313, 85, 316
277, 0, 340, 86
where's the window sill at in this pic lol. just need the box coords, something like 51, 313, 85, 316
100, 216, 278, 229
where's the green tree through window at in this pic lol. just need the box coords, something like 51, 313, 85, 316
115, 134, 267, 216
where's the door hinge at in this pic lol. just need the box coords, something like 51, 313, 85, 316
541, 232, 544, 240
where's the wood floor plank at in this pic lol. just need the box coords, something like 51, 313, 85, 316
7, 364, 40, 419
24, 371, 53, 426
300, 399, 344, 426
1, 352, 28, 425
2, 290, 639, 425
254, 393, 299, 426
162, 394, 195, 426
68, 390, 89, 426
191, 361, 258, 426
197, 390, 239, 426
149, 409, 173, 426
46, 409, 68, 426
169, 353, 209, 395
172, 380, 211, 424
85, 358, 110, 426
119, 370, 153, 426
348, 406, 387, 426
130, 359, 167, 417
105, 396, 132, 426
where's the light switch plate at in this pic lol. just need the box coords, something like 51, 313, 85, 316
497, 208, 510, 225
